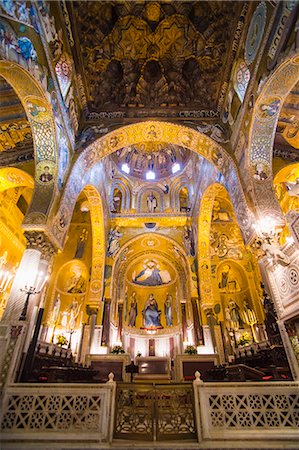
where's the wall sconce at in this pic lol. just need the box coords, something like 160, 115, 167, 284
0, 269, 13, 294
19, 271, 48, 321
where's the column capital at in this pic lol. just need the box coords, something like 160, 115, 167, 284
86, 305, 99, 316
24, 231, 56, 261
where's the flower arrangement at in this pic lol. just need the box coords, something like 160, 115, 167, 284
237, 331, 252, 347
111, 345, 125, 354
184, 345, 197, 355
56, 334, 68, 347
289, 336, 299, 363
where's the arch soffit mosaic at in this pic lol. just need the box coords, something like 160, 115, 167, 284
46, 184, 106, 316
53, 121, 253, 247
248, 53, 299, 223
0, 61, 58, 225
82, 185, 106, 307
197, 183, 241, 310
0, 167, 34, 192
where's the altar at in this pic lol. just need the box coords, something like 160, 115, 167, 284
134, 356, 171, 381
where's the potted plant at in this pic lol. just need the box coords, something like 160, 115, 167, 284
56, 334, 68, 347
184, 345, 197, 355
237, 331, 252, 347
111, 345, 125, 354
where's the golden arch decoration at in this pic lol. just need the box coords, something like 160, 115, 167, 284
0, 167, 34, 192
0, 61, 58, 225
53, 121, 253, 247
247, 54, 299, 222
197, 183, 225, 311
45, 184, 106, 321
83, 185, 106, 307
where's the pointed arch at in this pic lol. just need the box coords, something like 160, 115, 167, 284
197, 183, 224, 310
0, 61, 58, 226
198, 182, 263, 321
109, 232, 192, 330
247, 54, 299, 224
110, 178, 131, 212
52, 121, 253, 248
170, 177, 190, 211
136, 184, 165, 212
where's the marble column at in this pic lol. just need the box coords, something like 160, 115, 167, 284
1, 231, 56, 384
1, 231, 55, 324
87, 307, 98, 354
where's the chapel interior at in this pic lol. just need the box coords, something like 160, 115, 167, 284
0, 1, 298, 448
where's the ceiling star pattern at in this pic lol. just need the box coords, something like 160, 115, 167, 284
72, 1, 241, 113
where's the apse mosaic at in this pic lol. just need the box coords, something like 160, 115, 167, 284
123, 252, 180, 330
131, 259, 172, 287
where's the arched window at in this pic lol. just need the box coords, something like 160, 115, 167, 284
233, 60, 250, 103
55, 53, 73, 98
179, 187, 189, 212
111, 188, 122, 213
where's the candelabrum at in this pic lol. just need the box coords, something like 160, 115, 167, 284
19, 272, 47, 321
67, 329, 76, 349
0, 269, 13, 311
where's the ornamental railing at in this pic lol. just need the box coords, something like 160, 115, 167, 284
1, 374, 298, 445
0, 378, 116, 444
114, 382, 196, 441
193, 372, 299, 442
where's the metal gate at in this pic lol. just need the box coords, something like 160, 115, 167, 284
114, 383, 196, 441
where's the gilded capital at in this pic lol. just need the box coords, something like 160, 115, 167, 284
24, 231, 56, 261
86, 305, 99, 316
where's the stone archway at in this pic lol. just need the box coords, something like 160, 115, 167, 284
52, 121, 253, 248
247, 54, 299, 224
0, 61, 58, 226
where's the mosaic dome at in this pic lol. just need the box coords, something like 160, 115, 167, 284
110, 142, 190, 180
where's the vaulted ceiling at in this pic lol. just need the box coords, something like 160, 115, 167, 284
0, 1, 298, 173
0, 77, 33, 165
70, 1, 243, 119
275, 82, 299, 150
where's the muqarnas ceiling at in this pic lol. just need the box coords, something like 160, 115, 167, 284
72, 1, 242, 112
